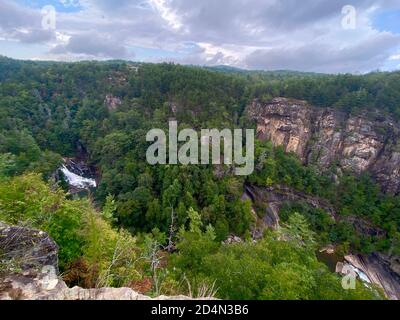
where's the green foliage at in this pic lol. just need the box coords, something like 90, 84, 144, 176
102, 194, 117, 223
169, 217, 380, 300
0, 130, 61, 178
245, 71, 400, 118
250, 140, 400, 255
281, 212, 317, 249
0, 173, 84, 266
171, 208, 218, 277
1, 58, 399, 249
280, 202, 335, 245
0, 153, 16, 178
81, 211, 141, 287
0, 173, 142, 287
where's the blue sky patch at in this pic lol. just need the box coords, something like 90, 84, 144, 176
372, 10, 400, 34
15, 0, 82, 13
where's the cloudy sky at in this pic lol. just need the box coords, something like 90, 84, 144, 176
0, 0, 400, 73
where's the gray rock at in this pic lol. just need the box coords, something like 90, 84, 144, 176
246, 98, 400, 194
345, 254, 400, 300
0, 222, 59, 273
104, 94, 122, 111
0, 222, 206, 300
0, 271, 203, 300
244, 184, 336, 232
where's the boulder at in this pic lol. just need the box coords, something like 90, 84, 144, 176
0, 222, 58, 272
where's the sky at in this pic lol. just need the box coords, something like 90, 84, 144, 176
0, 0, 400, 73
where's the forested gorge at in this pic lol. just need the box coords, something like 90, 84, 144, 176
1, 56, 399, 299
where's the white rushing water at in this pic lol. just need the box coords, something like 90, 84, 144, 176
61, 165, 97, 189
345, 263, 372, 286
351, 265, 372, 284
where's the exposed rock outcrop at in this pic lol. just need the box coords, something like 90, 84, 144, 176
344, 253, 400, 300
0, 222, 58, 273
246, 98, 400, 194
0, 271, 196, 300
223, 235, 243, 245
0, 223, 197, 301
244, 184, 336, 232
104, 94, 122, 111
249, 98, 312, 162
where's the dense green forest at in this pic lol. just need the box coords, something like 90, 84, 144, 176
1, 56, 399, 299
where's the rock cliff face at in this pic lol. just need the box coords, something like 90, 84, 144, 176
247, 98, 400, 194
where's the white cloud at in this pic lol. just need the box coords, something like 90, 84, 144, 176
148, 0, 184, 31
0, 0, 400, 72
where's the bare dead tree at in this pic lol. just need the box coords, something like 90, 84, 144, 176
146, 239, 163, 295
165, 204, 176, 252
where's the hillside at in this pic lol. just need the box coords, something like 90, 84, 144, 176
1, 57, 400, 300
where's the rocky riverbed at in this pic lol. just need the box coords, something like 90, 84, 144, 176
242, 185, 400, 300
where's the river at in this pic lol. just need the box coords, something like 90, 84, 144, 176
316, 250, 371, 284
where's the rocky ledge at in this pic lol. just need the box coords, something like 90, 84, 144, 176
0, 222, 195, 301
0, 271, 195, 300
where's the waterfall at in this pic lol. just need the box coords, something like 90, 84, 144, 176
60, 165, 97, 189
